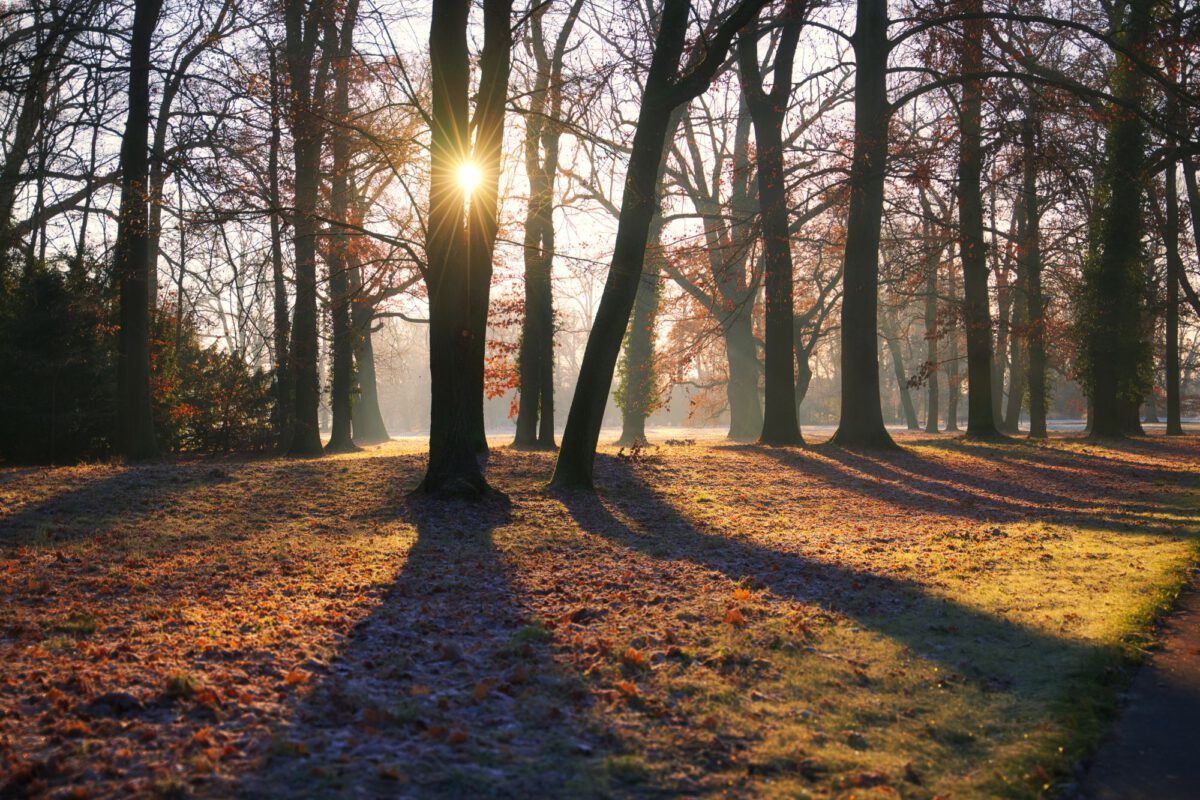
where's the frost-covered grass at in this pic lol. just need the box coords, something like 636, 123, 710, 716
1, 432, 1196, 798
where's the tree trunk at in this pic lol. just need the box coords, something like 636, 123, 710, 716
882, 314, 919, 430
739, 14, 803, 445
726, 311, 762, 440
1081, 0, 1153, 438
325, 1, 361, 454
617, 256, 660, 447
923, 240, 940, 433
114, 0, 164, 461
268, 52, 293, 451
831, 0, 894, 448
284, 0, 331, 457
349, 256, 390, 443
513, 0, 580, 450
419, 0, 512, 496
458, 0, 513, 457
1164, 159, 1184, 435
1002, 191, 1027, 434
1022, 110, 1047, 439
957, 0, 998, 439
551, 0, 768, 488
945, 249, 962, 432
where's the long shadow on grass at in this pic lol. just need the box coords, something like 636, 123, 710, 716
227, 495, 605, 799
560, 454, 1103, 703
0, 463, 233, 547
743, 443, 1196, 538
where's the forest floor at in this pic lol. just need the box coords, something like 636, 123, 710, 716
1, 432, 1198, 799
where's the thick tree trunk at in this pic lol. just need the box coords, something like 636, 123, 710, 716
739, 16, 803, 445
1081, 0, 1152, 439
419, 0, 512, 495
957, 0, 999, 439
1164, 159, 1184, 435
114, 0, 164, 461
456, 0, 513, 458
831, 0, 894, 448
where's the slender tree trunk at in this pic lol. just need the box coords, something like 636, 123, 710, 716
831, 0, 894, 448
114, 0, 164, 461
617, 254, 661, 447
946, 249, 962, 432
957, 0, 999, 439
284, 0, 330, 456
349, 256, 390, 443
923, 243, 940, 433
325, 0, 361, 454
268, 52, 293, 450
1022, 110, 1047, 438
551, 0, 768, 488
882, 314, 919, 430
739, 15, 803, 445
1164, 159, 1184, 435
513, 0, 579, 450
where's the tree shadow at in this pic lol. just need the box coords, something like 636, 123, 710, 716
557, 454, 1121, 705
732, 441, 1196, 538
224, 494, 607, 799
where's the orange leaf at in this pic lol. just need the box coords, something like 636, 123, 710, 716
733, 588, 752, 602
724, 608, 747, 626
615, 680, 639, 697
283, 670, 308, 686
621, 647, 647, 667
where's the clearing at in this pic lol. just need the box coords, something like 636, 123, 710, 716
1, 432, 1197, 798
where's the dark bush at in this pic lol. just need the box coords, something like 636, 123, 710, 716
0, 263, 115, 462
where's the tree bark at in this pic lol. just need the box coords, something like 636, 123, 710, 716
739, 12, 803, 446
419, 0, 513, 496
1164, 158, 1184, 435
284, 0, 332, 456
882, 313, 919, 430
957, 0, 999, 439
349, 255, 390, 443
551, 0, 768, 488
1022, 110, 1047, 438
617, 250, 661, 447
831, 0, 894, 448
114, 0, 164, 461
268, 50, 293, 450
324, 0, 361, 454
1080, 0, 1152, 439
513, 0, 581, 450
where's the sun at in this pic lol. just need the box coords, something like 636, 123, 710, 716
457, 161, 482, 196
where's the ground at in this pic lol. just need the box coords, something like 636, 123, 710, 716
1, 432, 1198, 799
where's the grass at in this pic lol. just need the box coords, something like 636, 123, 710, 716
0, 432, 1196, 798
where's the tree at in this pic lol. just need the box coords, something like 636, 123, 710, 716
418, 0, 513, 496
1020, 107, 1048, 438
1076, 0, 1155, 438
324, 0, 362, 453
830, 0, 894, 448
283, 0, 334, 456
114, 0, 166, 461
512, 0, 584, 450
956, 0, 1000, 439
550, 0, 769, 489
738, 3, 804, 445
